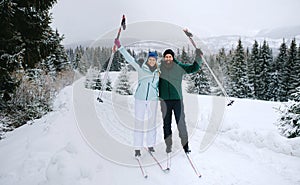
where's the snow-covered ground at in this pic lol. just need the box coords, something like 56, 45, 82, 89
0, 73, 300, 185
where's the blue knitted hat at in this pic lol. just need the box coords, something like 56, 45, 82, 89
148, 51, 158, 60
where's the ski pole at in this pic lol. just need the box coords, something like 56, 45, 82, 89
97, 15, 126, 103
183, 29, 234, 106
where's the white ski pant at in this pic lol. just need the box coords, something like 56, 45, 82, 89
133, 99, 158, 149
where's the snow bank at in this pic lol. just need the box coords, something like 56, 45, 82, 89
0, 76, 299, 185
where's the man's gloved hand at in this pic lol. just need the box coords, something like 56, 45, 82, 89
114, 38, 121, 48
195, 48, 203, 57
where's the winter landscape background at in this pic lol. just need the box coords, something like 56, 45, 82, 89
1, 0, 300, 185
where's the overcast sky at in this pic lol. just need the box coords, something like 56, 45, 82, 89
50, 0, 300, 44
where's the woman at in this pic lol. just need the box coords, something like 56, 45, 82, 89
114, 38, 160, 157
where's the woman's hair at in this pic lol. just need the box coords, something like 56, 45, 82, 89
137, 58, 144, 67
155, 62, 161, 76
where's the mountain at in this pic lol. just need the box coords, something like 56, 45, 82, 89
201, 35, 300, 55
63, 22, 300, 55
256, 25, 300, 39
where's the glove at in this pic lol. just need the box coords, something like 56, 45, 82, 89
195, 48, 203, 57
114, 38, 121, 48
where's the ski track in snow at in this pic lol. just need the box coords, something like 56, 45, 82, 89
0, 76, 300, 185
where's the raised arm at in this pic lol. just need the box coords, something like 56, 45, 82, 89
115, 39, 140, 70
180, 48, 203, 74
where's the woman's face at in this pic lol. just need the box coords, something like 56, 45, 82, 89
147, 57, 157, 67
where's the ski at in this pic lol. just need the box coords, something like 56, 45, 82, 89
144, 148, 169, 173
136, 157, 148, 178
185, 152, 202, 178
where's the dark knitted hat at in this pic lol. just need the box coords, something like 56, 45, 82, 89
163, 49, 175, 58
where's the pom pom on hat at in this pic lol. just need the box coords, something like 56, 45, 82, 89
148, 51, 158, 59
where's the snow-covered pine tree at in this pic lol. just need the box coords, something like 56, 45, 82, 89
215, 48, 228, 93
286, 38, 299, 100
230, 39, 251, 98
269, 39, 286, 101
1, 0, 71, 130
72, 46, 84, 70
105, 76, 113, 91
103, 51, 123, 71
181, 46, 191, 64
277, 40, 289, 102
225, 48, 236, 97
277, 86, 300, 138
40, 29, 70, 78
85, 67, 102, 90
115, 65, 132, 95
85, 67, 93, 89
256, 40, 272, 100
66, 48, 76, 69
248, 40, 260, 99
79, 52, 89, 75
93, 73, 102, 90
92, 47, 101, 69
0, 0, 25, 105
186, 69, 211, 95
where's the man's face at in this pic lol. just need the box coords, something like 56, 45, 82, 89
164, 54, 173, 64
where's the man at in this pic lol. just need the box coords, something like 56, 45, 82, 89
159, 48, 203, 153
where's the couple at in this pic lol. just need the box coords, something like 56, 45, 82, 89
114, 38, 203, 157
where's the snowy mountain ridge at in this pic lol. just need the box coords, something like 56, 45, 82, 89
64, 22, 300, 55
200, 35, 300, 55
65, 34, 300, 55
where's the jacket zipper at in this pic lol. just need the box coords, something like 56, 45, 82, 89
167, 72, 170, 99
152, 73, 156, 83
146, 83, 150, 100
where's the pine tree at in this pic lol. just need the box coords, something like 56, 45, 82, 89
105, 76, 113, 91
230, 39, 251, 98
256, 40, 272, 100
115, 65, 132, 95
74, 46, 84, 70
225, 49, 235, 96
0, 0, 24, 104
181, 46, 191, 64
103, 51, 124, 71
93, 73, 102, 90
277, 87, 300, 138
248, 40, 260, 99
0, 0, 74, 130
40, 29, 70, 77
287, 38, 299, 99
186, 69, 211, 95
277, 40, 289, 101
14, 0, 58, 69
205, 55, 220, 96
216, 48, 232, 96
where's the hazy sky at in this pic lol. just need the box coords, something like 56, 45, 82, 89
50, 0, 300, 44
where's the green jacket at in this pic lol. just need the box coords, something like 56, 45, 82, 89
159, 57, 202, 100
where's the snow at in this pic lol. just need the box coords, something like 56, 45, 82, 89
1, 72, 300, 185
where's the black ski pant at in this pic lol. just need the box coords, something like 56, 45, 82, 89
160, 100, 188, 148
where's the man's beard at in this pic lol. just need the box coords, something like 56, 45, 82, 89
163, 60, 174, 69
